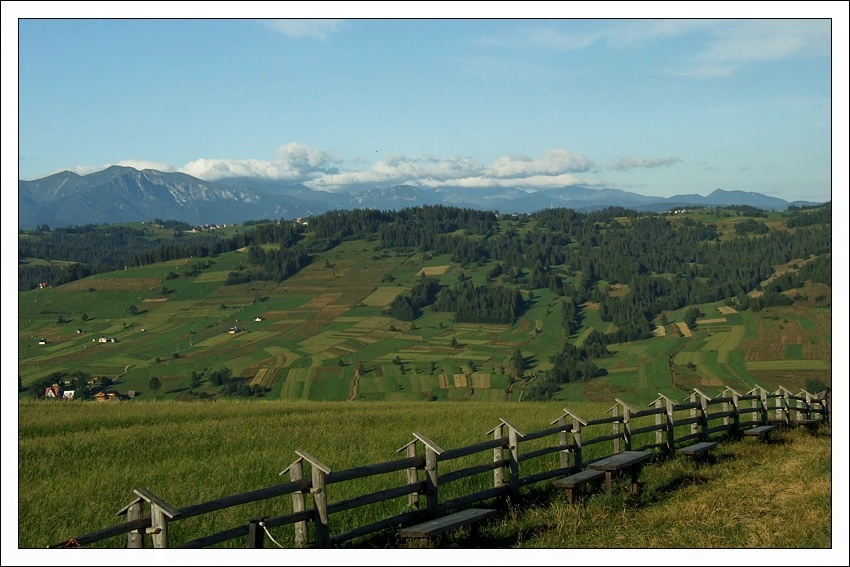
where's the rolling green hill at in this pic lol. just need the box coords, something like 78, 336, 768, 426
18, 205, 831, 403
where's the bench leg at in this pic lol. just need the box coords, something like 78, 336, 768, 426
630, 465, 643, 495
604, 472, 613, 492
565, 487, 576, 504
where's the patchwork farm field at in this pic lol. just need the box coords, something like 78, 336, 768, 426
18, 235, 831, 404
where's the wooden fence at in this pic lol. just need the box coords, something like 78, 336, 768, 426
48, 384, 830, 549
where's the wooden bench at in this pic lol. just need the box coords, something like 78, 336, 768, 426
399, 508, 496, 544
796, 419, 820, 433
587, 450, 654, 495
743, 424, 775, 442
675, 441, 718, 461
552, 469, 606, 503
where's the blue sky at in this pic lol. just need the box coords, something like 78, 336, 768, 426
3, 5, 849, 566
6, 4, 847, 205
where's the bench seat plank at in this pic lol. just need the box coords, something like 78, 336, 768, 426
552, 469, 605, 489
675, 441, 718, 456
553, 469, 606, 503
399, 508, 496, 538
743, 425, 775, 435
588, 450, 653, 471
587, 451, 653, 495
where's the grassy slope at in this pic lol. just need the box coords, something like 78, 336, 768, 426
16, 399, 834, 557
17, 238, 832, 403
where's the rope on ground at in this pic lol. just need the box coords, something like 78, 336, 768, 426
259, 521, 286, 548
50, 538, 81, 549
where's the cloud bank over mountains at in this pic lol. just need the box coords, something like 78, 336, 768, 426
68, 143, 683, 193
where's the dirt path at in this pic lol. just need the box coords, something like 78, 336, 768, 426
347, 369, 361, 401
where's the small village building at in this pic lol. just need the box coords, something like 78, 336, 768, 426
44, 385, 61, 398
38, 338, 47, 345
63, 390, 75, 400
94, 391, 121, 402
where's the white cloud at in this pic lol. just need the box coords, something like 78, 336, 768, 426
264, 19, 343, 40
274, 143, 341, 173
309, 149, 595, 191
697, 20, 830, 64
665, 19, 830, 78
179, 143, 341, 181
63, 146, 605, 192
481, 19, 829, 78
489, 150, 594, 177
607, 156, 683, 172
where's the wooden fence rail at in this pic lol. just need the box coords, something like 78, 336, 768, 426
49, 385, 830, 550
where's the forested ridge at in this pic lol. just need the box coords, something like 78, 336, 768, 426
19, 203, 831, 402
19, 203, 830, 343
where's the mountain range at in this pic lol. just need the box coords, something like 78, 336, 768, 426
18, 166, 824, 229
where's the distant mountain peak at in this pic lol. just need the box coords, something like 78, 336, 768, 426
19, 165, 822, 229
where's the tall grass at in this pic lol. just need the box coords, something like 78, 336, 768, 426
16, 400, 834, 560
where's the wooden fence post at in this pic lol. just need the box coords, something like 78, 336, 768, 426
615, 399, 635, 451
413, 432, 444, 519
280, 457, 309, 548
689, 392, 700, 437
294, 450, 332, 548
800, 389, 815, 421
134, 488, 180, 549
406, 442, 421, 508
557, 414, 570, 470
499, 418, 526, 501
818, 388, 831, 425
654, 398, 664, 450
247, 518, 265, 548
778, 387, 792, 426
758, 386, 769, 425
611, 403, 621, 453
727, 387, 741, 436
395, 437, 422, 509
117, 497, 145, 549
693, 389, 710, 440
572, 414, 585, 470
655, 394, 676, 455
490, 422, 505, 488
561, 408, 587, 471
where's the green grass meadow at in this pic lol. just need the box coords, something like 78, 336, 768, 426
15, 399, 835, 557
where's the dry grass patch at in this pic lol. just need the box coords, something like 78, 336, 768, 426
453, 374, 469, 387
303, 293, 342, 307
471, 373, 491, 388
60, 277, 162, 292
607, 283, 629, 298
416, 265, 451, 276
